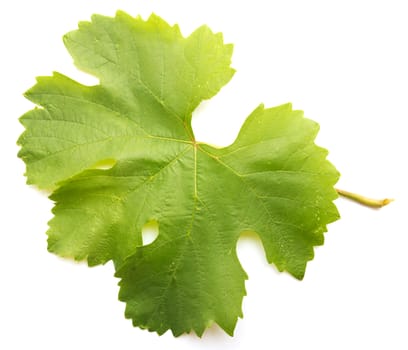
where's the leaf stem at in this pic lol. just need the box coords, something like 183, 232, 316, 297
336, 188, 394, 208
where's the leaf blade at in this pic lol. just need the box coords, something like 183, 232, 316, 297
18, 12, 340, 336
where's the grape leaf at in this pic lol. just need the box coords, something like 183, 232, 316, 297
17, 11, 340, 336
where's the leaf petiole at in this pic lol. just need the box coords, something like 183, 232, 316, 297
336, 188, 394, 208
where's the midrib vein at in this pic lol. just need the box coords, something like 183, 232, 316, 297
194, 145, 198, 198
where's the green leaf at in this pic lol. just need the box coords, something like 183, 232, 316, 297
17, 11, 340, 336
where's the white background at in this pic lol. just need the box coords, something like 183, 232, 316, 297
1, 0, 407, 349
